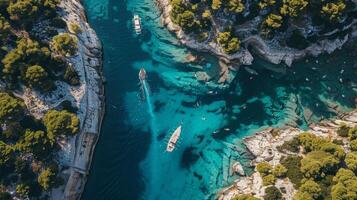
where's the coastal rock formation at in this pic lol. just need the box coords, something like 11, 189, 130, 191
48, 0, 104, 199
217, 108, 357, 200
156, 0, 357, 68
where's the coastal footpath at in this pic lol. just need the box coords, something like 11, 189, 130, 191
218, 100, 357, 200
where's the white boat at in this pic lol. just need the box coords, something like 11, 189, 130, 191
133, 15, 142, 34
166, 126, 182, 152
139, 68, 146, 81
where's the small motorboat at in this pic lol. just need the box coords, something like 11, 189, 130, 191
166, 126, 182, 152
133, 15, 142, 34
139, 68, 146, 81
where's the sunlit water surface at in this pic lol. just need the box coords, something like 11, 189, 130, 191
83, 0, 357, 199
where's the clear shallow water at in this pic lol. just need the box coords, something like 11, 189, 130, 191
83, 0, 357, 199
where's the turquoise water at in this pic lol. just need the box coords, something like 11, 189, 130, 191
82, 0, 357, 199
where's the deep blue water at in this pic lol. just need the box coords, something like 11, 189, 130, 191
82, 0, 357, 199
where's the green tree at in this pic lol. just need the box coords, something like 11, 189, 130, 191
331, 168, 357, 200
212, 0, 222, 10
0, 92, 25, 122
38, 168, 56, 191
51, 33, 78, 56
272, 164, 287, 178
0, 15, 11, 41
64, 64, 80, 85
0, 141, 13, 165
337, 123, 350, 137
264, 186, 282, 200
2, 38, 50, 84
300, 151, 339, 179
345, 152, 357, 172
350, 140, 357, 151
262, 174, 276, 186
7, 0, 39, 21
217, 31, 240, 54
280, 0, 308, 17
321, 1, 346, 21
349, 126, 357, 140
16, 183, 30, 198
17, 129, 52, 158
232, 194, 259, 200
227, 0, 245, 13
259, 0, 276, 9
298, 180, 321, 199
263, 14, 283, 29
25, 65, 53, 91
256, 162, 272, 175
43, 110, 79, 140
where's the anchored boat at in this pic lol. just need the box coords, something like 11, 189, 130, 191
166, 126, 182, 152
133, 15, 142, 35
139, 68, 146, 81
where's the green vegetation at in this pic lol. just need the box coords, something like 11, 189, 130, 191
272, 164, 287, 178
294, 180, 322, 200
337, 123, 350, 137
25, 65, 53, 91
250, 130, 357, 200
43, 109, 79, 141
264, 186, 282, 200
280, 155, 303, 187
321, 1, 346, 21
256, 161, 272, 175
232, 194, 260, 200
217, 31, 240, 54
262, 174, 276, 186
0, 0, 81, 198
52, 33, 78, 56
277, 136, 300, 153
168, 0, 353, 53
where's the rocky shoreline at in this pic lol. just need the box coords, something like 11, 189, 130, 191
217, 106, 357, 200
54, 0, 105, 199
156, 0, 357, 67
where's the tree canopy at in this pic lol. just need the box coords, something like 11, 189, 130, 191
51, 33, 78, 56
43, 109, 79, 141
0, 92, 25, 122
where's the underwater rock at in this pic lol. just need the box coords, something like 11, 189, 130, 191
161, 71, 231, 95
232, 161, 245, 176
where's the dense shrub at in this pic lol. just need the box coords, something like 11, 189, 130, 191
256, 162, 272, 176
349, 126, 357, 140
272, 164, 287, 178
232, 194, 259, 200
264, 186, 282, 200
262, 174, 276, 186
294, 180, 322, 200
51, 33, 78, 56
300, 151, 339, 179
217, 31, 240, 54
43, 109, 79, 141
280, 156, 303, 187
64, 64, 80, 86
277, 136, 300, 153
337, 123, 350, 137
345, 152, 357, 172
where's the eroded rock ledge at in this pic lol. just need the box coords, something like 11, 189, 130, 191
156, 0, 357, 67
217, 106, 357, 200
54, 0, 104, 199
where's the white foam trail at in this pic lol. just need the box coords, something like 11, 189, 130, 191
142, 80, 160, 200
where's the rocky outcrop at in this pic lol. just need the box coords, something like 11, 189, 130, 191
156, 0, 357, 67
218, 108, 357, 200
52, 0, 104, 199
